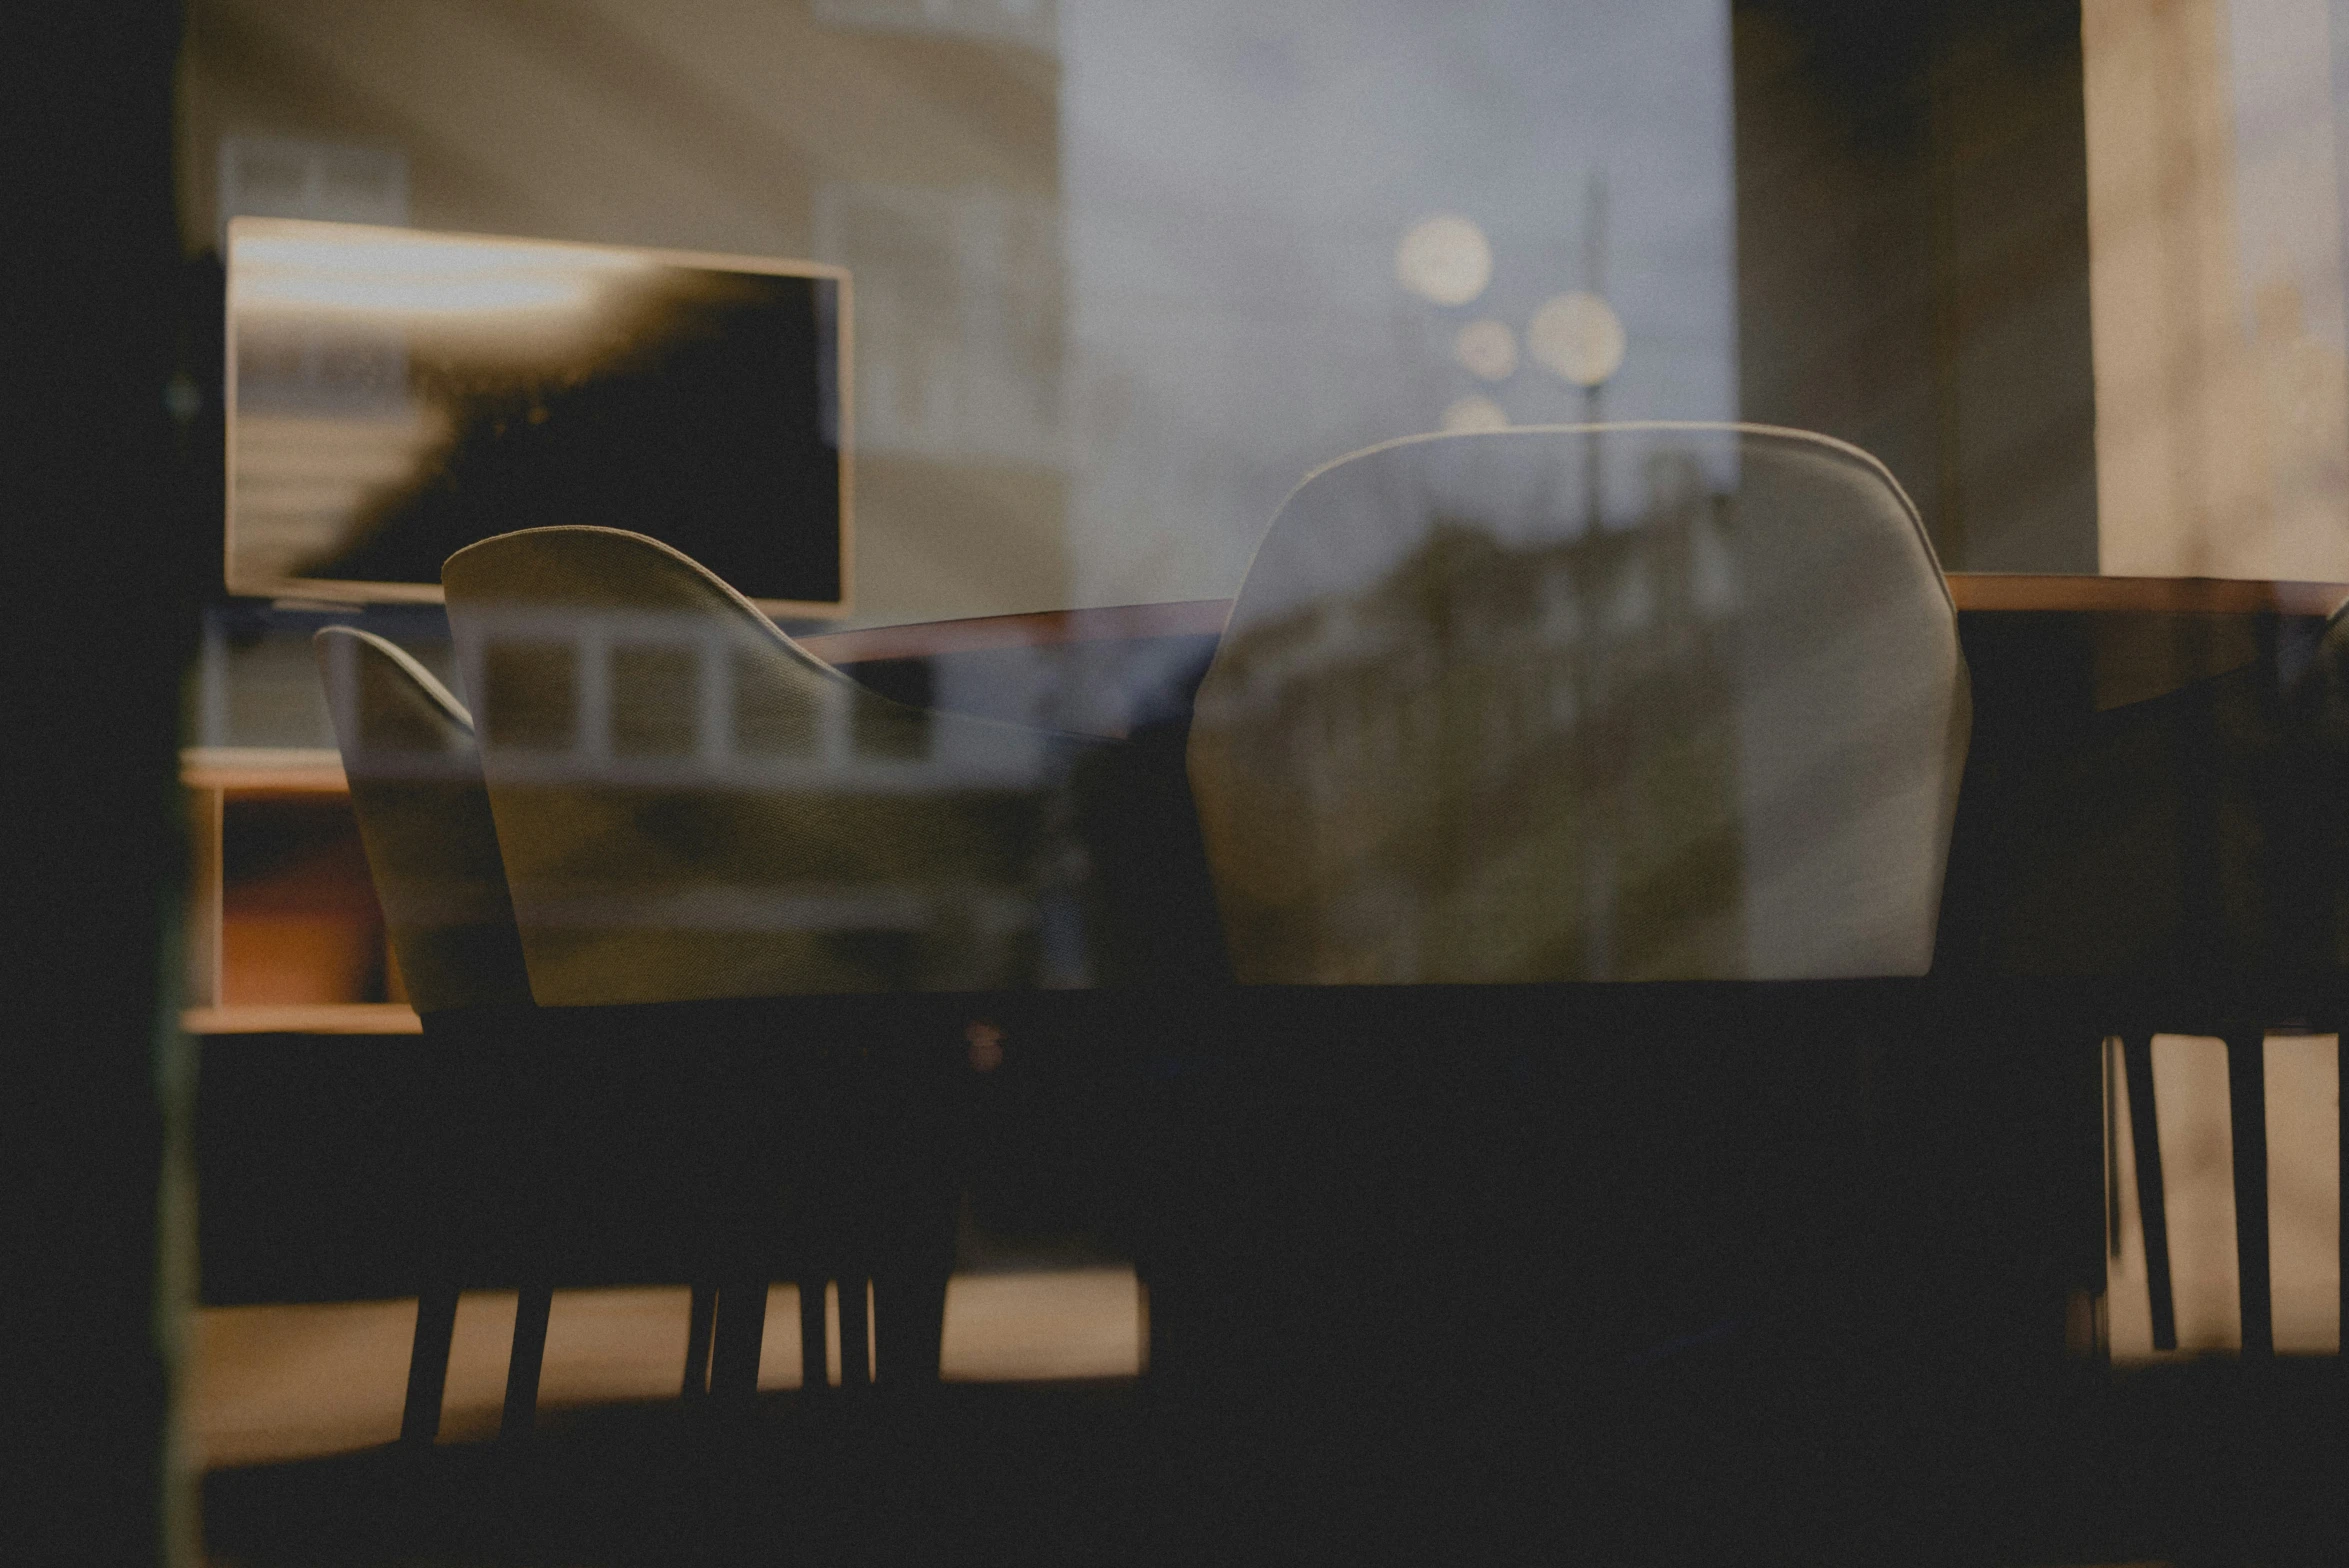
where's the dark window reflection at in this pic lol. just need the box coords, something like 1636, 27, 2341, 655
853, 657, 933, 761
481, 641, 575, 751
611, 644, 700, 759
733, 651, 820, 757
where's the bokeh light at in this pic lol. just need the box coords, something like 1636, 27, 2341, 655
1396, 215, 1493, 307
1439, 394, 1509, 432
1527, 291, 1626, 387
1454, 318, 1518, 381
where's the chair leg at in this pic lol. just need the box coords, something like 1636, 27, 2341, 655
2104, 1038, 2124, 1264
2224, 1031, 2274, 1356
874, 1270, 950, 1388
401, 1285, 460, 1446
681, 1282, 718, 1399
502, 1283, 554, 1439
2121, 1034, 2178, 1352
799, 1276, 829, 1393
709, 1279, 767, 1400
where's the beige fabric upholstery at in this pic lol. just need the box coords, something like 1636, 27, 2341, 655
1187, 422, 1972, 983
441, 527, 1064, 1005
313, 626, 533, 1012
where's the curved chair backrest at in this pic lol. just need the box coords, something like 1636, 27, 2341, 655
1187, 422, 1972, 984
313, 627, 533, 1012
441, 526, 1060, 1006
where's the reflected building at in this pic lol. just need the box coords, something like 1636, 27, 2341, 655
182, 0, 1073, 625
431, 557, 1097, 1001
1192, 444, 1744, 982
1188, 423, 1966, 988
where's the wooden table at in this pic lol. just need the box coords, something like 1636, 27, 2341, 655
803, 572, 2349, 1370
180, 571, 2345, 1568
796, 575, 2349, 982
803, 573, 2348, 676
191, 574, 2349, 1351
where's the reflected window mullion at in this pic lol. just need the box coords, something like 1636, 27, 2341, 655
577, 623, 611, 768
700, 629, 732, 774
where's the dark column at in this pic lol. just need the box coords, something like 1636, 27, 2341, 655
1733, 0, 2100, 572
6, 5, 200, 1564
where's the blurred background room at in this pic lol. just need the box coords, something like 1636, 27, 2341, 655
17, 1, 2349, 1563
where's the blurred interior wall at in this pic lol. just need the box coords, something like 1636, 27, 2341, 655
2083, 0, 2349, 581
1733, 0, 2102, 573
176, 0, 1069, 624
184, 2, 1746, 620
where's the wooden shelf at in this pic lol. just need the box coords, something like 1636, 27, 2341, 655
183, 1003, 421, 1036
182, 748, 401, 1034
182, 747, 347, 791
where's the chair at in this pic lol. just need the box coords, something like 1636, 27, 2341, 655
313, 626, 570, 1442
1167, 422, 1972, 1542
2113, 601, 2349, 1357
1188, 421, 1969, 986
318, 626, 742, 1439
439, 526, 1078, 1396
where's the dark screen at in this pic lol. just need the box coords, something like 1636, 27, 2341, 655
229, 224, 844, 607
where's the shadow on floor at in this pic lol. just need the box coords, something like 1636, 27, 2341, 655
198, 1359, 2349, 1568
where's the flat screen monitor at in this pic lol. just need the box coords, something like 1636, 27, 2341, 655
225, 218, 851, 616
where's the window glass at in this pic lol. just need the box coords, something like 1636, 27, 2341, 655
178, 1, 2349, 615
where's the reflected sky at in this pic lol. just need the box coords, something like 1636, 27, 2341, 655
1188, 426, 1962, 985
1059, 0, 1735, 608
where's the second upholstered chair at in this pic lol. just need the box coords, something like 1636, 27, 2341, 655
319, 626, 746, 1437
441, 526, 1074, 1395
1163, 422, 1972, 1404
1187, 422, 1970, 983
312, 627, 571, 1441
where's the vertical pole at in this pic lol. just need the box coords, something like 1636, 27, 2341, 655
1581, 166, 1608, 532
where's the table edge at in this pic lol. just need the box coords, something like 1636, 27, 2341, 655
797, 578, 2349, 663
1945, 574, 2349, 615
800, 600, 1232, 664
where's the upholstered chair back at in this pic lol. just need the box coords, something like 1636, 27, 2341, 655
314, 626, 533, 1012
442, 526, 1066, 1005
1187, 423, 1972, 984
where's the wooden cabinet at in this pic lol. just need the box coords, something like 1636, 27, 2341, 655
181, 748, 419, 1035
